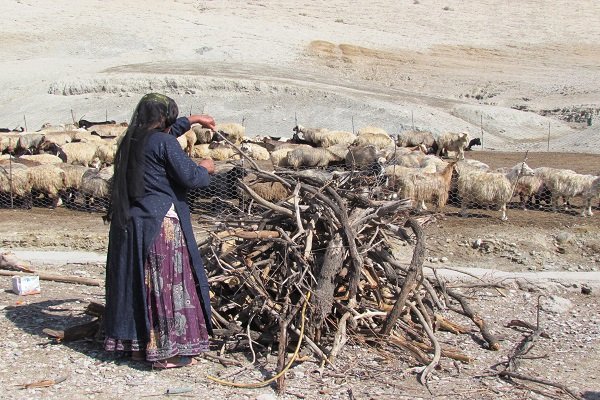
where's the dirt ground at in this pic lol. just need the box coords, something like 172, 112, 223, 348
2, 0, 600, 398
1, 169, 599, 399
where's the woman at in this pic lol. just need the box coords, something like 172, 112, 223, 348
104, 93, 216, 369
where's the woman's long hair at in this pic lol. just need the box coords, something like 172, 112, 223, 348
107, 93, 179, 228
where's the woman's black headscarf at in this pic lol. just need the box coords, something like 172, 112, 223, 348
108, 93, 179, 228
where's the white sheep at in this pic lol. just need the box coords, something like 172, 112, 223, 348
397, 130, 436, 148
61, 142, 99, 166
215, 123, 245, 144
353, 131, 395, 150
192, 125, 215, 144
80, 165, 114, 211
27, 164, 66, 208
0, 133, 20, 153
293, 125, 356, 148
0, 161, 32, 207
85, 123, 127, 138
20, 154, 64, 164
240, 142, 271, 161
176, 130, 197, 157
191, 143, 240, 161
535, 167, 599, 216
94, 142, 117, 165
458, 162, 535, 220
286, 147, 343, 169
436, 132, 470, 160
58, 164, 96, 206
40, 131, 75, 146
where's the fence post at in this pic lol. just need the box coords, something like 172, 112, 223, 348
480, 114, 484, 150
547, 122, 551, 152
9, 153, 14, 209
411, 111, 414, 130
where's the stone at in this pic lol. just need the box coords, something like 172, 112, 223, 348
541, 295, 574, 314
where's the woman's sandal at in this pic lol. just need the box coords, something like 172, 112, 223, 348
130, 351, 146, 362
152, 356, 197, 369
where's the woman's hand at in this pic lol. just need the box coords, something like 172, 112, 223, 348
189, 114, 216, 131
197, 158, 215, 174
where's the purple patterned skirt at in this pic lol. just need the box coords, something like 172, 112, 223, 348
105, 216, 210, 361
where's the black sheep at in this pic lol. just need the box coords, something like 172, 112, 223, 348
466, 138, 482, 151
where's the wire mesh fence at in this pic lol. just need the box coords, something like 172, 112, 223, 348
1, 151, 599, 222
1, 119, 599, 222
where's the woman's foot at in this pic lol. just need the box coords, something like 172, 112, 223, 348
130, 351, 146, 362
152, 356, 197, 369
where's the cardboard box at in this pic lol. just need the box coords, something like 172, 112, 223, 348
12, 275, 41, 295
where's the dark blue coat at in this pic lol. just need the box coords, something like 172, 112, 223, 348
104, 117, 213, 342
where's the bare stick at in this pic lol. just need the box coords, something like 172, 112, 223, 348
381, 218, 425, 335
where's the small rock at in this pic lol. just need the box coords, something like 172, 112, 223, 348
440, 256, 448, 263
555, 231, 573, 244
541, 295, 574, 314
581, 286, 592, 295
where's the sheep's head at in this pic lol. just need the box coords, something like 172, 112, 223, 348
516, 162, 535, 177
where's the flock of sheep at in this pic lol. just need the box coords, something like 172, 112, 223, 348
0, 120, 598, 221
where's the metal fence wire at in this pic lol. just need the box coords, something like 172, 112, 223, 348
1, 152, 599, 221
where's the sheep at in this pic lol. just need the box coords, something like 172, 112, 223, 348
19, 154, 64, 164
286, 147, 344, 169
39, 131, 75, 146
292, 125, 356, 148
60, 142, 99, 166
513, 174, 544, 210
94, 142, 117, 165
238, 175, 292, 212
240, 142, 271, 161
16, 133, 45, 154
436, 132, 470, 160
0, 133, 20, 153
85, 123, 127, 138
215, 123, 245, 144
27, 164, 67, 208
268, 144, 313, 167
192, 125, 218, 144
189, 165, 248, 213
36, 142, 68, 163
345, 145, 380, 169
457, 162, 535, 220
0, 161, 32, 208
177, 129, 197, 157
534, 167, 599, 216
58, 164, 96, 206
466, 137, 482, 151
191, 143, 240, 161
78, 119, 116, 129
397, 130, 436, 148
384, 162, 455, 211
353, 131, 395, 150
0, 127, 24, 133
357, 126, 389, 136
80, 165, 114, 211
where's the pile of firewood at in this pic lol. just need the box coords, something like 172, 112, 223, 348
200, 160, 500, 392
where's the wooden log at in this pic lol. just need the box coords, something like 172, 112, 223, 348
311, 233, 344, 341
381, 218, 425, 335
447, 288, 500, 351
0, 270, 102, 286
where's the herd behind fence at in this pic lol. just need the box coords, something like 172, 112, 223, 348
0, 156, 598, 221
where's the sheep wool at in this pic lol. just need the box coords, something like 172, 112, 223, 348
458, 162, 534, 220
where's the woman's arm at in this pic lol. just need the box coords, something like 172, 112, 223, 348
163, 135, 213, 189
168, 114, 216, 137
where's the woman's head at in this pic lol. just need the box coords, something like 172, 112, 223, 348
132, 93, 179, 131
